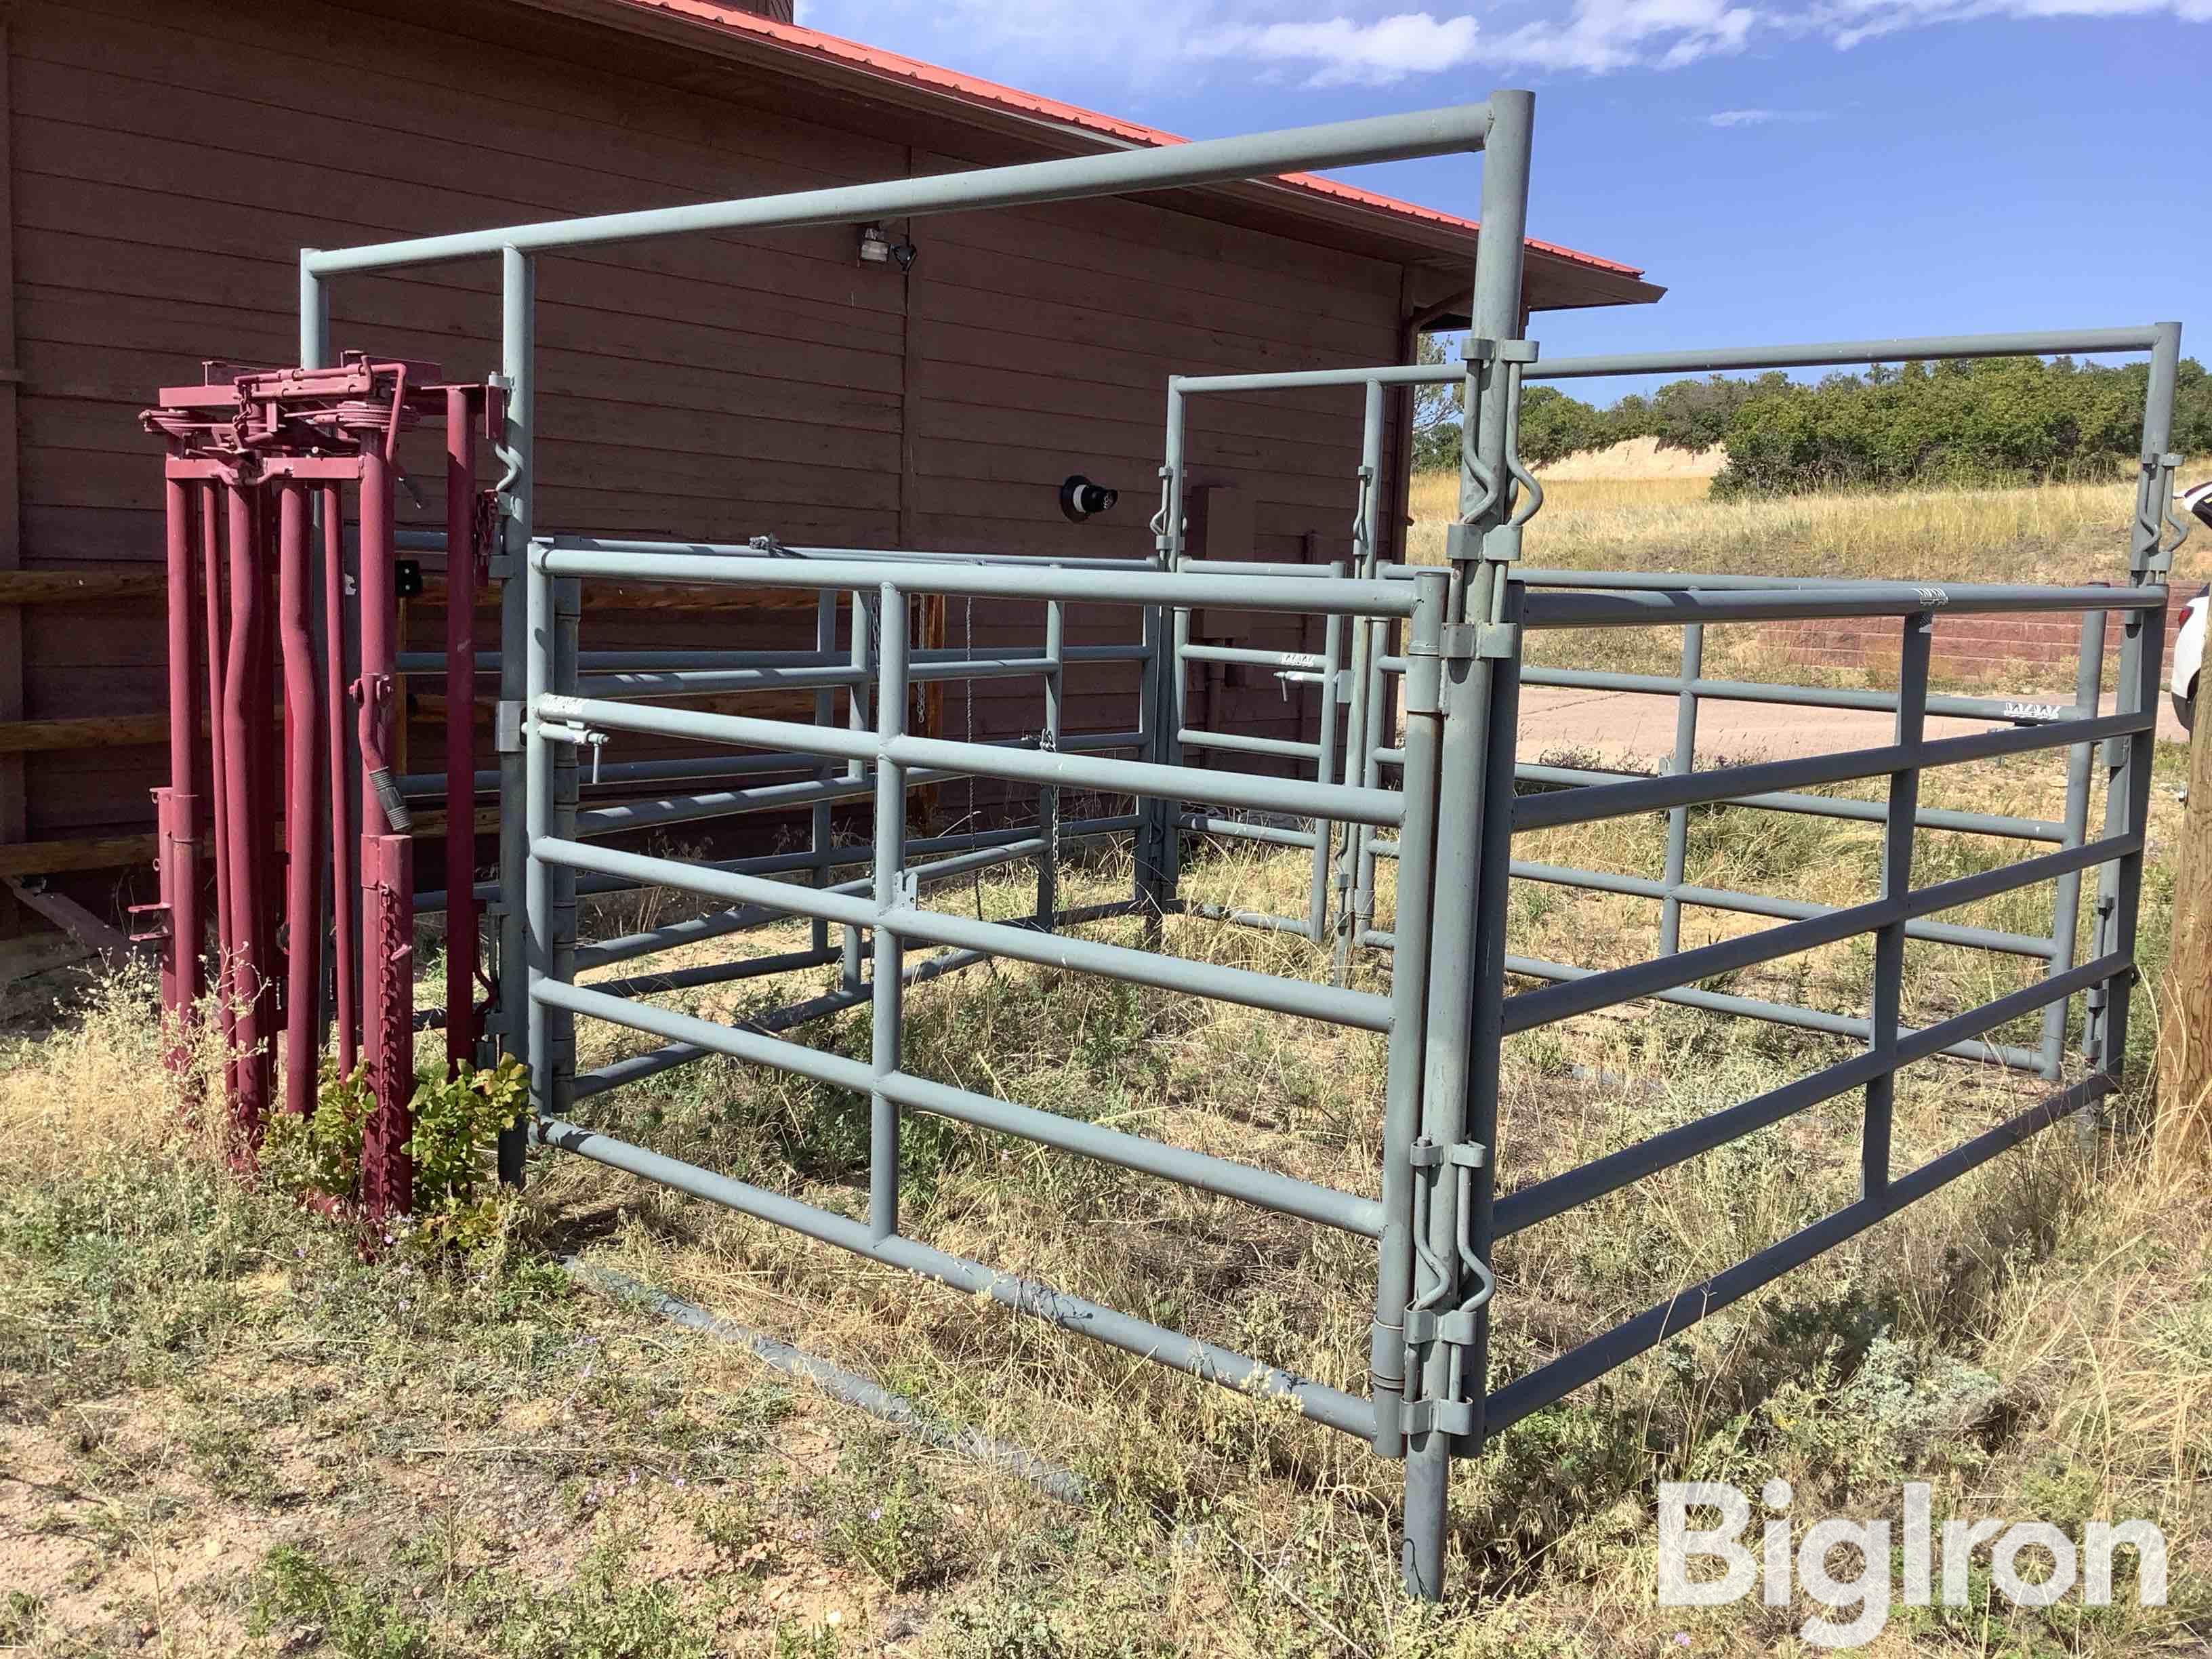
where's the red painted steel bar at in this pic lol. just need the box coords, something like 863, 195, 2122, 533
160, 476, 202, 1050
277, 483, 322, 1118
199, 484, 237, 1108
356, 436, 413, 1214
222, 483, 270, 1145
363, 832, 415, 1221
256, 491, 282, 1049
443, 386, 479, 1068
322, 483, 358, 1078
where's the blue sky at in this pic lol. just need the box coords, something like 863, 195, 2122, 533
796, 1, 2208, 405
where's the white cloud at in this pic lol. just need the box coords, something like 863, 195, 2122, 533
1707, 106, 1832, 124
1197, 12, 1479, 85
801, 0, 2209, 91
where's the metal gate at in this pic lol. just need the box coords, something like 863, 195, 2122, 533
139, 86, 2190, 1601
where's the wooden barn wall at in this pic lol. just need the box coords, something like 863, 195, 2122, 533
7, 0, 1412, 904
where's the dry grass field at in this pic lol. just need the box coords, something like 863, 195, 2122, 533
1406, 462, 2205, 588
1, 470, 2206, 1658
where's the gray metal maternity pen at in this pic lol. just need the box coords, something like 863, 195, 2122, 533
291, 90, 2188, 1599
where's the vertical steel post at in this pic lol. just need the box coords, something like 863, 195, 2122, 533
1039, 598, 1063, 928
1353, 602, 1391, 949
299, 257, 343, 1084
221, 482, 270, 1146
254, 493, 283, 1070
321, 486, 357, 1079
811, 589, 838, 954
1862, 615, 1930, 1198
2087, 319, 2181, 1088
357, 435, 413, 1212
202, 487, 237, 1107
1368, 569, 1446, 1457
1141, 380, 1189, 922
276, 483, 323, 1119
159, 476, 202, 1050
497, 247, 535, 1183
1658, 623, 1703, 956
870, 583, 909, 1243
1310, 566, 1345, 945
363, 831, 415, 1221
1334, 381, 1385, 983
551, 573, 580, 1116
444, 386, 480, 1070
514, 247, 560, 1135
1454, 570, 1524, 1479
843, 588, 878, 994
1404, 87, 1532, 1603
2039, 608, 2105, 1078
2089, 605, 2166, 1084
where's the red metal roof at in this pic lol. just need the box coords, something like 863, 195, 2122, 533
592, 0, 1646, 281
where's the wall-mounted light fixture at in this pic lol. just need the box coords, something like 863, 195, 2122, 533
858, 224, 918, 272
1059, 475, 1119, 523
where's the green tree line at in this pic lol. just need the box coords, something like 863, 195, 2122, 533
1412, 349, 2212, 496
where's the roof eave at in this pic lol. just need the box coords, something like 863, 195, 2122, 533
506, 0, 1662, 311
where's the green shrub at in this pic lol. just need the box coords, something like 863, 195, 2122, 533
264, 1055, 528, 1249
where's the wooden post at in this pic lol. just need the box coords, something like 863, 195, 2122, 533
2157, 709, 2212, 1167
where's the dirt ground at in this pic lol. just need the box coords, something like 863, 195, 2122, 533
1517, 683, 2191, 765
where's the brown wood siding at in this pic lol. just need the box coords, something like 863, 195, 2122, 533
9, 0, 1418, 893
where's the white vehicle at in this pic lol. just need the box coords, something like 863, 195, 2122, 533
2174, 481, 2212, 733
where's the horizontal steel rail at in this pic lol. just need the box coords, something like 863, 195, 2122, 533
575, 653, 1104, 699
1353, 923, 2043, 1065
1168, 327, 2171, 395
1523, 581, 2165, 630
1182, 814, 1323, 851
538, 834, 1389, 1031
1180, 644, 1334, 672
533, 1116, 1374, 1437
1482, 1072, 2109, 1435
1501, 952, 2043, 1069
539, 978, 1382, 1234
584, 944, 841, 1002
533, 542, 1418, 617
1514, 708, 2152, 833
1494, 952, 2125, 1238
1178, 727, 1324, 762
1500, 831, 2138, 1034
398, 642, 1157, 676
1520, 664, 2083, 726
1509, 762, 2066, 842
571, 945, 1002, 1099
421, 815, 1140, 921
880, 901, 1393, 1031
1508, 859, 2058, 958
577, 836, 1048, 972
535, 694, 1407, 828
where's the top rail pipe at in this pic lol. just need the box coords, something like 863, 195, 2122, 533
1523, 582, 2167, 630
1166, 327, 2173, 396
1534, 327, 2175, 381
302, 104, 1494, 275
534, 544, 1416, 617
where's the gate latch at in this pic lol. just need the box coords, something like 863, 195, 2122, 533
535, 718, 607, 783
1401, 1139, 1496, 1439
